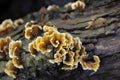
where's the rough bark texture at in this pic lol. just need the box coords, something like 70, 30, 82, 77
0, 0, 120, 80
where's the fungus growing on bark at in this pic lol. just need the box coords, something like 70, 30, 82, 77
28, 42, 37, 57
0, 19, 16, 36
25, 22, 42, 39
4, 60, 18, 78
71, 0, 86, 11
43, 24, 57, 35
28, 23, 100, 71
50, 32, 66, 48
14, 18, 24, 26
9, 40, 22, 58
47, 4, 59, 11
0, 37, 12, 57
79, 54, 100, 71
86, 18, 107, 29
12, 58, 23, 68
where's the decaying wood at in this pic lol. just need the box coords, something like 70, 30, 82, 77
0, 0, 120, 80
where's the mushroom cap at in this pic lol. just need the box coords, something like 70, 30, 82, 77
50, 32, 66, 48
14, 18, 24, 26
80, 54, 100, 71
9, 40, 22, 58
12, 58, 23, 68
4, 60, 18, 78
71, 0, 86, 10
47, 4, 59, 11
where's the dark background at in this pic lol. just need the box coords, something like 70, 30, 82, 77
0, 0, 75, 23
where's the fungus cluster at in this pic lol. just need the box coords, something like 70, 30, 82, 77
0, 19, 24, 36
1, 39, 23, 78
86, 18, 107, 29
25, 21, 42, 39
0, 37, 12, 58
28, 23, 100, 71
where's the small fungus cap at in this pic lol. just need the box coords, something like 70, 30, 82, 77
80, 54, 100, 71
47, 4, 59, 11
9, 40, 22, 58
4, 60, 18, 78
71, 0, 85, 11
12, 58, 23, 68
14, 18, 24, 26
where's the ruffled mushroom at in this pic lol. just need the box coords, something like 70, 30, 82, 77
0, 37, 12, 57
73, 37, 82, 53
36, 36, 51, 53
47, 4, 59, 11
14, 18, 24, 26
63, 51, 74, 66
65, 33, 74, 47
25, 21, 35, 28
49, 48, 67, 64
9, 40, 22, 58
79, 54, 100, 71
12, 58, 23, 68
50, 32, 66, 48
71, 0, 86, 11
25, 22, 42, 39
4, 60, 18, 78
43, 25, 57, 35
28, 42, 37, 57
0, 19, 16, 36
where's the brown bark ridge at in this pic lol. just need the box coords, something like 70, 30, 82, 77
0, 0, 120, 80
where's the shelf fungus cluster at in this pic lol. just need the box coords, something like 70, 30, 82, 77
25, 21, 42, 39
0, 37, 23, 78
0, 19, 24, 36
64, 0, 86, 11
28, 23, 100, 71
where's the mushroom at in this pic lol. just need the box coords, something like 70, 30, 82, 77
0, 37, 12, 57
12, 58, 23, 68
4, 60, 18, 78
25, 22, 42, 39
50, 32, 66, 48
79, 54, 100, 71
28, 42, 37, 57
14, 18, 24, 26
9, 40, 22, 58
47, 4, 59, 11
71, 0, 86, 11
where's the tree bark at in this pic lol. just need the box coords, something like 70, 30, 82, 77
0, 0, 120, 80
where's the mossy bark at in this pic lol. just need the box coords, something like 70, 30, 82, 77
0, 0, 120, 80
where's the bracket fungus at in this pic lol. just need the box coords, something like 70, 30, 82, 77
9, 40, 22, 58
47, 4, 60, 11
80, 54, 100, 71
71, 0, 86, 11
12, 58, 23, 69
0, 19, 16, 36
28, 23, 100, 71
0, 37, 12, 58
3, 39, 23, 78
5, 60, 18, 78
14, 18, 24, 26
25, 21, 42, 39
